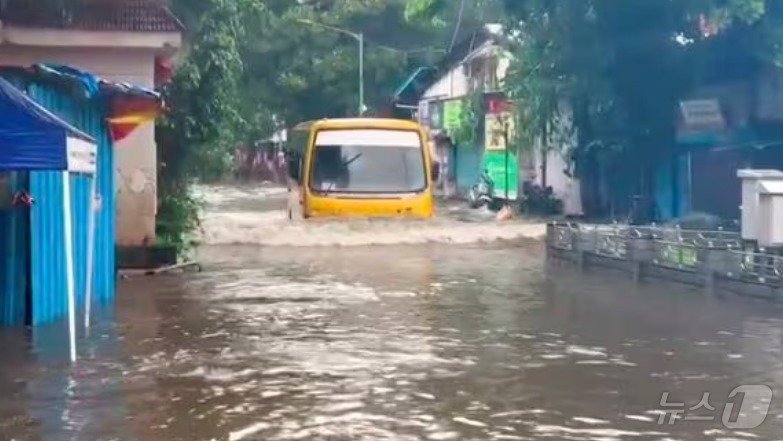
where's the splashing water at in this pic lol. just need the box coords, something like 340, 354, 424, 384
195, 184, 546, 247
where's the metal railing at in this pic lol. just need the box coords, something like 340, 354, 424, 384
551, 223, 578, 251
591, 227, 628, 259
669, 229, 741, 249
548, 222, 783, 290
549, 221, 740, 265
624, 226, 740, 249
735, 251, 783, 285
651, 241, 701, 270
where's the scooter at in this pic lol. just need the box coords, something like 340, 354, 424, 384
468, 171, 495, 209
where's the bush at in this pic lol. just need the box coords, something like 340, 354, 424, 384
156, 183, 203, 256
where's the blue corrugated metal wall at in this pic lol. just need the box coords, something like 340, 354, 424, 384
0, 172, 29, 325
1, 76, 30, 326
676, 154, 692, 217
654, 160, 674, 221
654, 154, 693, 222
26, 83, 116, 325
453, 144, 484, 194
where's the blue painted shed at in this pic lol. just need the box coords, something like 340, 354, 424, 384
26, 82, 116, 325
0, 171, 29, 326
1, 64, 162, 328
0, 70, 114, 326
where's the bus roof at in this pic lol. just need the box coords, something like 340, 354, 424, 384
293, 118, 422, 132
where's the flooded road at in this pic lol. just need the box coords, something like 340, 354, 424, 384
195, 184, 546, 246
2, 186, 783, 440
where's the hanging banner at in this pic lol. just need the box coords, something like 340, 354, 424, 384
482, 97, 518, 199
108, 97, 163, 143
443, 99, 464, 134
485, 112, 515, 151
428, 100, 444, 130
486, 96, 514, 115
418, 100, 430, 125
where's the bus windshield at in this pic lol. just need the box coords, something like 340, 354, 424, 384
310, 129, 426, 194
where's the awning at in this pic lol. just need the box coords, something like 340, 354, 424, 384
0, 77, 96, 173
393, 66, 437, 106
1, 64, 164, 144
35, 64, 164, 143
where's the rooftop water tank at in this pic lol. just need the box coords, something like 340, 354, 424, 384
737, 169, 783, 241
756, 179, 783, 247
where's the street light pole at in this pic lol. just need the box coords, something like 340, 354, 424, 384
297, 19, 365, 116
358, 32, 364, 116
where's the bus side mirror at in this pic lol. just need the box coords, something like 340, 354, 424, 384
431, 163, 441, 182
286, 155, 301, 183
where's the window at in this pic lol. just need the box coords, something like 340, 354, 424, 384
310, 129, 426, 194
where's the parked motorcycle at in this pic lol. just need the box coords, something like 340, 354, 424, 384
468, 171, 497, 209
520, 182, 563, 215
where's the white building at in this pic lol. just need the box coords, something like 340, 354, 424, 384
400, 25, 581, 214
0, 0, 183, 246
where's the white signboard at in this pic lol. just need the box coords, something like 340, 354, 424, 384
66, 137, 97, 174
679, 99, 725, 129
316, 129, 422, 148
418, 100, 430, 125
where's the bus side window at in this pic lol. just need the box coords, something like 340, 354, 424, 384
286, 152, 301, 183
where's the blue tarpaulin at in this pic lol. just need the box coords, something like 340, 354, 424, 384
0, 77, 95, 172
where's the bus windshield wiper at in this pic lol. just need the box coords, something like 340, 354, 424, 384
343, 153, 362, 167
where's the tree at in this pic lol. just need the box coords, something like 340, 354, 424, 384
238, 0, 451, 127
157, 0, 457, 253
499, 0, 780, 215
156, 0, 246, 252
405, 0, 782, 215
404, 0, 503, 49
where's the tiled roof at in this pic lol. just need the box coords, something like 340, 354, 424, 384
1, 0, 184, 33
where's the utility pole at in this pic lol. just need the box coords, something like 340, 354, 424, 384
297, 19, 365, 116
358, 32, 364, 116
296, 20, 445, 117
503, 116, 510, 202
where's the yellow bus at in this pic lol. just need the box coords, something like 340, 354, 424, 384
285, 118, 438, 220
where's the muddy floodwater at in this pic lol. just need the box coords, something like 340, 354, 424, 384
2, 186, 783, 440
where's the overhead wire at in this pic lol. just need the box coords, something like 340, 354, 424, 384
449, 0, 467, 52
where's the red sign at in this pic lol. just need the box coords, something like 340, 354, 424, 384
486, 97, 513, 114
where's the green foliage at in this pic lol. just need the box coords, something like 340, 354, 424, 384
450, 91, 483, 147
156, 0, 783, 237
156, 184, 203, 256
156, 0, 245, 254
404, 0, 503, 41
240, 0, 450, 126
501, 0, 783, 161
160, 0, 245, 180
157, 0, 461, 255
404, 0, 447, 25
498, 0, 783, 214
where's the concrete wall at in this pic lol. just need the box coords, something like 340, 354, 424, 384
1, 46, 158, 246
422, 64, 469, 101
527, 101, 583, 216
